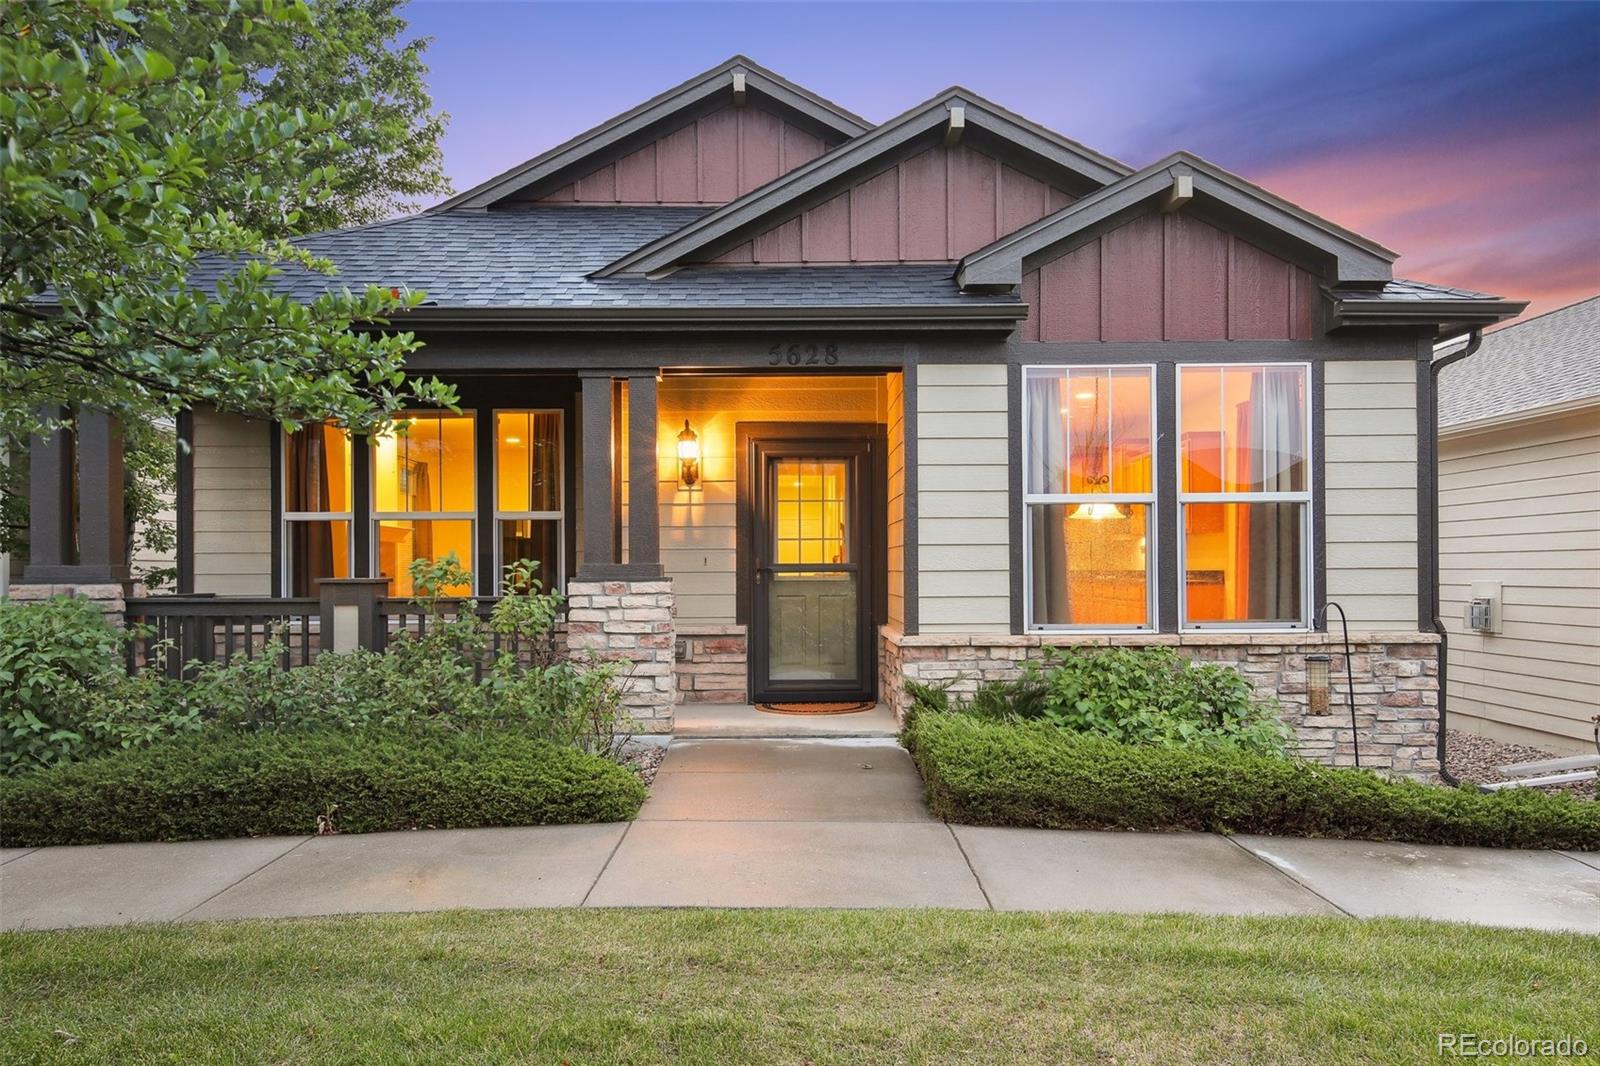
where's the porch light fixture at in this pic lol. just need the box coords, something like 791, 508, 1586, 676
1306, 654, 1331, 715
676, 419, 701, 490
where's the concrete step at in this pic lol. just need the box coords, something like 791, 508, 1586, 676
673, 702, 899, 738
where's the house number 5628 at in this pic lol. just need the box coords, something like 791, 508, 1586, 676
768, 343, 840, 366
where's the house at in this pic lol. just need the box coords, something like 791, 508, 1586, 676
1437, 296, 1600, 754
17, 57, 1528, 773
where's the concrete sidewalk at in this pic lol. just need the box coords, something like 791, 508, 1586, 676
2, 738, 1595, 932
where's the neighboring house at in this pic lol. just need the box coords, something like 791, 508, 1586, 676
1438, 296, 1600, 754
19, 58, 1527, 772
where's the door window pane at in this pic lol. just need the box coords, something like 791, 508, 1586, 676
286, 520, 350, 597
1028, 504, 1150, 627
284, 425, 351, 512
496, 411, 561, 513
376, 519, 473, 597
498, 520, 560, 592
372, 413, 475, 513
1180, 366, 1307, 494
1184, 502, 1304, 624
773, 459, 848, 565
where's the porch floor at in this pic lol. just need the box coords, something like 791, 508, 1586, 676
672, 701, 898, 738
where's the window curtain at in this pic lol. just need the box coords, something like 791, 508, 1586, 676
286, 428, 333, 596
1028, 375, 1070, 621
1243, 368, 1303, 618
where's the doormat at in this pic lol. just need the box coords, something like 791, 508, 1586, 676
756, 701, 876, 716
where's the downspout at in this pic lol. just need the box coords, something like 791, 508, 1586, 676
1428, 328, 1483, 786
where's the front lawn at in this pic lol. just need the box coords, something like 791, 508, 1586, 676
2, 910, 1594, 1064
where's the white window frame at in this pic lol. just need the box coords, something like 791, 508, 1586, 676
491, 408, 565, 595
1175, 362, 1313, 632
1021, 364, 1158, 633
369, 410, 477, 588
280, 425, 354, 598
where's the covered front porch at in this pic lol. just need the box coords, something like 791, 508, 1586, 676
16, 368, 907, 734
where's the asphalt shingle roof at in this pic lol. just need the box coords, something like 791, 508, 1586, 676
1338, 279, 1505, 303
1438, 295, 1600, 427
185, 206, 1011, 309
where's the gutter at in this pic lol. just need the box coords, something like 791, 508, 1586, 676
1429, 327, 1483, 786
379, 302, 1031, 332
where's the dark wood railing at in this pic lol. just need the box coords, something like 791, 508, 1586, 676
124, 596, 320, 678
121, 594, 552, 677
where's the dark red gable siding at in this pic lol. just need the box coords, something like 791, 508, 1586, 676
1021, 210, 1319, 341
533, 102, 839, 206
709, 143, 1076, 264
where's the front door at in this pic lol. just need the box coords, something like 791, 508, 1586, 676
748, 435, 877, 703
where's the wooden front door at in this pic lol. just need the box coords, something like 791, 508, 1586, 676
746, 432, 879, 704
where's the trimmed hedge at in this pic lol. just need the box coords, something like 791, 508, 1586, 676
905, 712, 1600, 851
0, 729, 647, 847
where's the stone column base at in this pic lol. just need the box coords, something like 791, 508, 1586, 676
566, 578, 675, 735
880, 626, 1442, 776
6, 582, 128, 629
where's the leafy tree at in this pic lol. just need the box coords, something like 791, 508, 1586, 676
0, 0, 457, 572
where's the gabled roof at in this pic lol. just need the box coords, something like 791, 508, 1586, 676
179, 207, 1026, 330
431, 56, 872, 213
956, 150, 1398, 291
1439, 295, 1600, 428
594, 87, 1133, 277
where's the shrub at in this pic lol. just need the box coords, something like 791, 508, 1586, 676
904, 712, 1599, 851
919, 646, 1294, 756
0, 597, 202, 774
0, 728, 648, 846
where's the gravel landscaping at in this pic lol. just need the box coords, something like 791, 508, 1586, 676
1445, 728, 1595, 800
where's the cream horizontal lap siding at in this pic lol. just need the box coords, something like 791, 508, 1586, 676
916, 363, 1010, 633
1439, 408, 1600, 751
1323, 360, 1419, 630
654, 375, 881, 623
191, 408, 273, 595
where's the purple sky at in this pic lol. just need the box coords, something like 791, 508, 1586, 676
403, 0, 1600, 320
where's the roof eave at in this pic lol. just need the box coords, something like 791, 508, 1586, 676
376, 302, 1030, 333
1329, 299, 1529, 339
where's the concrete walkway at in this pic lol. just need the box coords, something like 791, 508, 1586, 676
2, 737, 1595, 932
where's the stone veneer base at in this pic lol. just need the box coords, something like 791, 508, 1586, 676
566, 579, 675, 735
675, 623, 748, 705
879, 626, 1441, 776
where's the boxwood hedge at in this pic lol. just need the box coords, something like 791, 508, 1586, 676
905, 712, 1599, 851
0, 728, 647, 847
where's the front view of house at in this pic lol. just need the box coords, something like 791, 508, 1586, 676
19, 58, 1526, 772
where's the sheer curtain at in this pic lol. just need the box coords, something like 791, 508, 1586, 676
1028, 374, 1070, 622
1245, 368, 1303, 618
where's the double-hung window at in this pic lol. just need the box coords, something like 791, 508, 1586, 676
281, 424, 353, 597
494, 410, 564, 593
1178, 364, 1310, 629
371, 412, 475, 597
1023, 366, 1156, 630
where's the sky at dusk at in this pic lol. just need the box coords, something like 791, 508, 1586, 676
402, 0, 1600, 321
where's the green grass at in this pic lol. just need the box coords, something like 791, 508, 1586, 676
3, 910, 1595, 1064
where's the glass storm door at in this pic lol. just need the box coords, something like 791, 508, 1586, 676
752, 444, 873, 703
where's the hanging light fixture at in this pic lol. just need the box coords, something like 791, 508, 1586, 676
1068, 375, 1127, 520
676, 419, 701, 490
1069, 501, 1129, 521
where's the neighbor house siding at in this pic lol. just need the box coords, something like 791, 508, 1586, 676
710, 143, 1075, 264
531, 102, 839, 206
651, 375, 881, 622
1323, 360, 1418, 630
1439, 408, 1600, 751
916, 363, 1010, 633
191, 409, 272, 596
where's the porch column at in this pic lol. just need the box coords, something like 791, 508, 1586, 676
23, 406, 127, 585
625, 372, 662, 576
576, 371, 617, 575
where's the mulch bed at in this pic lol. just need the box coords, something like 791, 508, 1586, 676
1445, 728, 1595, 800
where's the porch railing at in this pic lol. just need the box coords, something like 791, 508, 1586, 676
122, 593, 550, 677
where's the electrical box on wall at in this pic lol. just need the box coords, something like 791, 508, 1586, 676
1465, 581, 1503, 634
